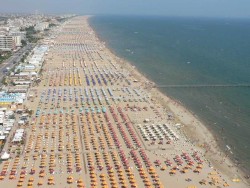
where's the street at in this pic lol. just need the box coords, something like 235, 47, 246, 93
0, 43, 34, 86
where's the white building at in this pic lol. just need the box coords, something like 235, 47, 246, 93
12, 129, 24, 143
0, 111, 4, 126
10, 31, 26, 41
34, 22, 49, 31
23, 64, 36, 71
29, 45, 49, 67
0, 27, 9, 33
11, 35, 22, 47
0, 34, 15, 51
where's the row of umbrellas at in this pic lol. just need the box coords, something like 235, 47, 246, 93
79, 104, 164, 187
44, 63, 117, 87
117, 106, 141, 148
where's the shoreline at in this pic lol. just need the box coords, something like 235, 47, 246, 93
88, 17, 249, 186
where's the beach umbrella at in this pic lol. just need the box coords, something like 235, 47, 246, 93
110, 181, 117, 185
193, 169, 200, 173
101, 181, 107, 186
19, 174, 25, 178
77, 183, 85, 187
48, 180, 55, 185
131, 183, 138, 188
210, 171, 218, 175
187, 186, 197, 188
100, 173, 106, 178
91, 177, 97, 182
48, 176, 54, 181
67, 179, 73, 184
39, 173, 45, 178
18, 177, 24, 182
143, 177, 150, 183
17, 182, 23, 187
160, 166, 167, 171
223, 182, 230, 187
170, 170, 176, 174
9, 175, 15, 180
200, 179, 207, 185
197, 164, 203, 169
27, 182, 33, 186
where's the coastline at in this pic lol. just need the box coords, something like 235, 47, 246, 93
87, 16, 249, 186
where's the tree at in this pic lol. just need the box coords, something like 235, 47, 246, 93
49, 23, 57, 28
21, 40, 27, 46
9, 114, 15, 119
1, 77, 7, 85
28, 109, 34, 117
16, 69, 21, 74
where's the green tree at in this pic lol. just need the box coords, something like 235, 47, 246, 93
21, 40, 27, 46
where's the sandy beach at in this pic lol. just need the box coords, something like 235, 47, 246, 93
0, 16, 248, 188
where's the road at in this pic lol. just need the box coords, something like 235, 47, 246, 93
0, 43, 34, 86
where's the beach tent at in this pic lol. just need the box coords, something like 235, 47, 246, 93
1, 152, 10, 160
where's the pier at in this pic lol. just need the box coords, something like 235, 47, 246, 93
155, 84, 250, 88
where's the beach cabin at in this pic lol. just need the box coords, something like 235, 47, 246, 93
0, 152, 10, 160
12, 129, 24, 144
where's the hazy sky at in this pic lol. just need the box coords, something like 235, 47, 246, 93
1, 0, 250, 18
